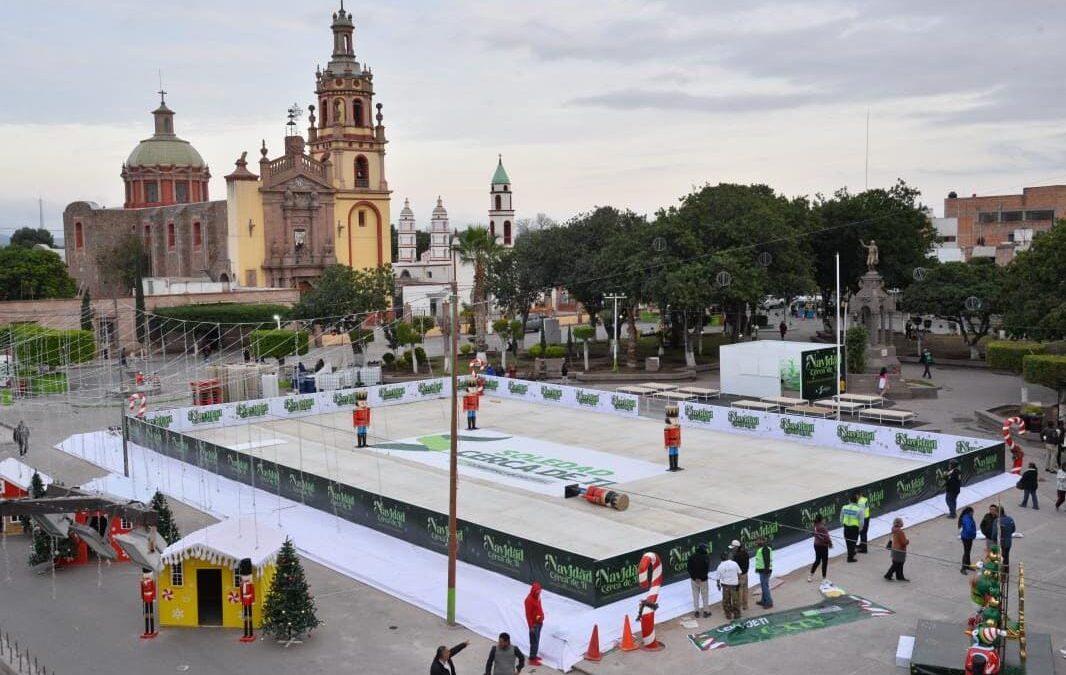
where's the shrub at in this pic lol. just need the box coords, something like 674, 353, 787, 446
414, 346, 427, 363
544, 345, 566, 358
249, 329, 310, 360
151, 303, 291, 325
528, 344, 545, 358
395, 356, 410, 370
0, 325, 95, 367
986, 340, 1045, 373
459, 343, 474, 355
573, 325, 595, 342
412, 316, 435, 334
382, 352, 396, 365
1022, 354, 1066, 399
845, 326, 867, 374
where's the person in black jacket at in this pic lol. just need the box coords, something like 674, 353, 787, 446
731, 540, 751, 611
431, 641, 469, 675
687, 544, 710, 618
944, 459, 961, 518
979, 504, 998, 552
1018, 462, 1040, 510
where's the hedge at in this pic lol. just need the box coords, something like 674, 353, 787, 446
1022, 354, 1066, 397
0, 325, 95, 367
986, 341, 1045, 373
151, 303, 292, 326
248, 329, 309, 360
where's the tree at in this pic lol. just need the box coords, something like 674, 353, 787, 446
491, 318, 522, 370
573, 325, 595, 371
902, 259, 1004, 359
1023, 354, 1066, 409
10, 227, 55, 249
486, 237, 552, 327
262, 538, 321, 643
291, 264, 394, 330
455, 227, 503, 350
249, 330, 310, 360
95, 231, 149, 343
514, 213, 557, 238
0, 247, 76, 300
1000, 221, 1066, 341
395, 319, 432, 373
150, 490, 181, 545
80, 290, 93, 331
27, 472, 76, 565
845, 325, 868, 374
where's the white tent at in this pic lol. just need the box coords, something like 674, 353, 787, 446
719, 340, 841, 399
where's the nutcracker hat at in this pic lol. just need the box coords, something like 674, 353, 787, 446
354, 390, 368, 402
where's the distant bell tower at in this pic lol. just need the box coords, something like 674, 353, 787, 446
429, 196, 451, 261
397, 198, 416, 262
488, 155, 514, 247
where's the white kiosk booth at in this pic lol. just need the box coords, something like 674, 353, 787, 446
719, 340, 841, 400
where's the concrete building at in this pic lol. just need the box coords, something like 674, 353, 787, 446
944, 185, 1066, 264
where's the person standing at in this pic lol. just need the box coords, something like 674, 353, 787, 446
523, 582, 544, 666
1055, 462, 1066, 511
1057, 421, 1065, 472
877, 368, 890, 398
1018, 462, 1040, 509
979, 504, 999, 553
944, 459, 961, 518
484, 633, 525, 675
807, 514, 832, 582
779, 320, 787, 340
857, 489, 871, 554
687, 544, 711, 618
884, 517, 910, 581
994, 507, 1016, 569
840, 492, 864, 562
715, 550, 742, 621
13, 420, 29, 456
920, 349, 935, 379
731, 539, 750, 611
958, 506, 976, 574
1042, 422, 1061, 473
432, 641, 470, 675
753, 536, 774, 609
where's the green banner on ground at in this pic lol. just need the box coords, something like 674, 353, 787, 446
687, 594, 893, 651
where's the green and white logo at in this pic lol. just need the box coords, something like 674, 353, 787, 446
483, 535, 524, 570
543, 554, 592, 592
255, 461, 280, 489
728, 411, 761, 430
327, 483, 357, 513
596, 563, 638, 595
508, 381, 529, 396
378, 386, 406, 402
236, 402, 269, 419
145, 413, 174, 429
780, 417, 815, 438
837, 425, 875, 447
333, 391, 360, 406
739, 521, 780, 548
668, 542, 712, 574
418, 381, 444, 396
540, 386, 563, 401
684, 405, 714, 423
197, 444, 219, 470
955, 440, 981, 455
426, 516, 461, 547
226, 454, 250, 477
894, 433, 936, 455
372, 498, 406, 531
800, 504, 839, 530
187, 408, 223, 425
611, 395, 636, 413
895, 475, 926, 501
283, 397, 315, 414
575, 391, 600, 407
974, 451, 999, 474
482, 378, 500, 392
288, 473, 316, 499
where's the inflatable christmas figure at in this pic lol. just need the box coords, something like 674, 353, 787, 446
1002, 416, 1025, 475
636, 551, 665, 651
964, 626, 1004, 675
962, 545, 1026, 674
238, 558, 256, 643
140, 568, 158, 639
352, 390, 371, 448
463, 376, 481, 431
663, 404, 682, 472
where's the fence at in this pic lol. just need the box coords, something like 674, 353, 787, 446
0, 625, 54, 675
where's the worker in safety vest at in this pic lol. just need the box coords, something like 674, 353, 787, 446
840, 492, 865, 562
352, 391, 371, 448
856, 490, 871, 554
753, 536, 774, 609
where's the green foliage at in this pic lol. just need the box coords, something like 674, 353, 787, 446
845, 325, 868, 374
249, 330, 309, 360
487, 235, 553, 321
1001, 221, 1066, 341
0, 325, 95, 367
459, 343, 473, 355
544, 345, 566, 358
1022, 354, 1066, 403
539, 325, 547, 350
528, 344, 544, 358
9, 227, 55, 249
29, 372, 68, 394
390, 224, 430, 262
26, 473, 76, 565
262, 539, 321, 641
151, 303, 292, 325
573, 325, 595, 342
456, 227, 504, 349
94, 231, 147, 296
492, 318, 524, 353
348, 328, 374, 355
414, 346, 427, 363
80, 291, 93, 331
411, 315, 435, 335
291, 264, 394, 328
0, 247, 76, 300
986, 341, 1045, 373
381, 352, 396, 365
902, 259, 1003, 356
30, 472, 46, 498
150, 491, 181, 545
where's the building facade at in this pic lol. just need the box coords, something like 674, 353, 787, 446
944, 185, 1066, 264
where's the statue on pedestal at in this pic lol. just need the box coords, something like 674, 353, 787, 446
859, 239, 879, 269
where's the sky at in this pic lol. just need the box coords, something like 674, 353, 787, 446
2, 0, 1066, 240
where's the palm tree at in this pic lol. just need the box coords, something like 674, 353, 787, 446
455, 226, 503, 350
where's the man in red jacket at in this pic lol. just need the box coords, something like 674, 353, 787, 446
524, 582, 544, 666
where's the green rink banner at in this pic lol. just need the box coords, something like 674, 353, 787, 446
688, 594, 893, 651
127, 416, 1004, 607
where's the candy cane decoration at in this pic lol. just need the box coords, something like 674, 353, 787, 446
1002, 416, 1025, 475
128, 393, 147, 418
636, 551, 665, 651
468, 358, 485, 394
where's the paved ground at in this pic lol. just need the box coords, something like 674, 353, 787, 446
1, 347, 1063, 674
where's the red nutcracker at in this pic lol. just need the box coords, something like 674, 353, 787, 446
238, 558, 256, 643
352, 390, 371, 448
140, 568, 158, 639
463, 377, 480, 430
664, 404, 682, 472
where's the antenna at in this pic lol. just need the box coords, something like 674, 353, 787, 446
286, 103, 303, 136
864, 109, 870, 191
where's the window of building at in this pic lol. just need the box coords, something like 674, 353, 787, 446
143, 225, 151, 249
358, 210, 366, 227
1007, 232, 1015, 242
233, 568, 242, 588
503, 220, 512, 246
495, 195, 502, 211
977, 212, 997, 223
8, 515, 19, 524
489, 220, 495, 238
427, 270, 433, 278
355, 156, 369, 188
171, 561, 184, 587
1025, 209, 1054, 221
320, 99, 328, 126
938, 235, 957, 243
167, 223, 176, 249
175, 182, 189, 204
120, 517, 133, 530
193, 222, 202, 249
1001, 210, 1023, 222
245, 269, 257, 286
976, 236, 986, 246
145, 182, 159, 204
75, 222, 84, 249
294, 229, 306, 252
354, 100, 364, 126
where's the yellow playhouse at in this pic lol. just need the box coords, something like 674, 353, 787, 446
159, 518, 285, 629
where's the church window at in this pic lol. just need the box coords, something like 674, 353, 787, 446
354, 100, 364, 126
503, 221, 512, 246
334, 98, 346, 124
320, 99, 328, 126
167, 223, 175, 249
294, 229, 306, 252
495, 195, 502, 211
143, 225, 151, 249
74, 222, 84, 249
175, 182, 189, 204
192, 222, 202, 249
489, 221, 495, 238
504, 185, 509, 192
355, 156, 369, 188
344, 34, 351, 53
358, 210, 366, 227
145, 182, 159, 204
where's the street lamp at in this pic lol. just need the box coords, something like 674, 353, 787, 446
273, 314, 282, 330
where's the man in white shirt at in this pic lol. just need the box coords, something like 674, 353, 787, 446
715, 552, 742, 621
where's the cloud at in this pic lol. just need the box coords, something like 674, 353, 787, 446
569, 89, 821, 113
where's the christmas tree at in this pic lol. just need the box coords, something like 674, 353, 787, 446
262, 539, 320, 643
150, 491, 181, 544
27, 472, 76, 565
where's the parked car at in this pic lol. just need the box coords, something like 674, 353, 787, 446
524, 314, 545, 333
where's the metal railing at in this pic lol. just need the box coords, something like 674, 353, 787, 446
0, 625, 55, 675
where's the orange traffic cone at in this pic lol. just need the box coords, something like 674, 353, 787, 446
620, 614, 638, 652
585, 624, 602, 662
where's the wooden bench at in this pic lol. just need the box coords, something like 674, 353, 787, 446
675, 386, 720, 400
858, 408, 918, 426
785, 404, 835, 418
640, 382, 679, 392
730, 399, 780, 412
835, 393, 884, 407
814, 399, 866, 414
761, 395, 808, 407
654, 390, 697, 402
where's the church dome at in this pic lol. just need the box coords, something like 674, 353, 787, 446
125, 102, 206, 168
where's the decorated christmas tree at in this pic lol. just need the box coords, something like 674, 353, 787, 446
262, 538, 320, 643
150, 491, 181, 544
27, 472, 76, 565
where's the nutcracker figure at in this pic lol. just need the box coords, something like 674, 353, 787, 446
238, 558, 256, 643
463, 378, 480, 430
664, 404, 682, 472
140, 568, 158, 639
352, 390, 371, 448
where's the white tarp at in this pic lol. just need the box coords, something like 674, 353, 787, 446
370, 430, 662, 496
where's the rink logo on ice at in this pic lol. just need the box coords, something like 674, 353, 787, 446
611, 395, 636, 413
283, 397, 315, 414
187, 408, 223, 425
895, 475, 925, 501
575, 391, 600, 407
955, 440, 981, 455
483, 535, 524, 570
780, 418, 815, 438
596, 564, 638, 595
543, 554, 592, 592
836, 425, 875, 447
256, 462, 279, 489
145, 414, 174, 429
236, 402, 269, 419
372, 499, 406, 532
684, 405, 714, 423
327, 484, 356, 513
426, 517, 461, 547
540, 386, 563, 401
727, 411, 761, 430
508, 381, 529, 396
418, 381, 444, 396
894, 433, 936, 455
378, 386, 406, 402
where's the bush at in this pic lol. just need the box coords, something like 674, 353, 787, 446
249, 329, 310, 360
544, 345, 566, 358
382, 352, 396, 365
412, 316, 435, 334
573, 326, 595, 342
987, 340, 1046, 373
395, 356, 410, 370
845, 326, 867, 374
1023, 354, 1066, 397
459, 343, 474, 355
414, 346, 427, 363
528, 344, 545, 358
151, 303, 291, 325
348, 328, 374, 354
0, 325, 95, 367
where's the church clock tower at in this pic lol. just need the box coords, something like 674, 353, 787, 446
307, 2, 392, 269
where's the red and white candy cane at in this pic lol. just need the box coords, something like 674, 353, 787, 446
1002, 416, 1026, 475
468, 358, 485, 394
128, 393, 147, 418
636, 551, 665, 651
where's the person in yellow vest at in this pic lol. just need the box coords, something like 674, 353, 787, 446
857, 490, 871, 553
753, 536, 774, 609
840, 492, 865, 562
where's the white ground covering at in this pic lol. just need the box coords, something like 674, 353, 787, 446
0, 457, 51, 491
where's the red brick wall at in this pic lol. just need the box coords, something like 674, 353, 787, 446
944, 185, 1066, 257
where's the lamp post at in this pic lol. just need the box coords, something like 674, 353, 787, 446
835, 253, 842, 421
605, 293, 626, 372
273, 314, 281, 330
446, 244, 460, 626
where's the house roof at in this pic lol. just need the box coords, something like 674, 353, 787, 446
0, 458, 51, 492
162, 517, 286, 571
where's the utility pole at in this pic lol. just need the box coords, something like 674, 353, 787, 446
604, 293, 626, 372
835, 253, 842, 421
446, 248, 460, 625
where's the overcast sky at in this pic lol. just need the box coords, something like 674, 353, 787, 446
2, 0, 1066, 239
